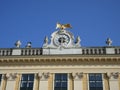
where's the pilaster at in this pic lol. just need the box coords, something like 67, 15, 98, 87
103, 73, 109, 90
119, 73, 120, 90
14, 74, 21, 90
107, 72, 119, 90
68, 73, 74, 90
1, 74, 7, 90
48, 73, 53, 90
5, 73, 17, 90
72, 72, 83, 90
38, 72, 50, 90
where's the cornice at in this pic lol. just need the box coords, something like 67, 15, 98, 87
0, 55, 120, 64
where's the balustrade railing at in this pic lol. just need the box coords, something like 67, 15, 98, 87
0, 49, 12, 56
82, 47, 106, 55
21, 48, 42, 55
115, 48, 120, 54
0, 47, 120, 56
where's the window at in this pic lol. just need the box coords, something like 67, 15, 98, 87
89, 73, 103, 90
0, 74, 2, 86
54, 73, 67, 90
20, 74, 34, 90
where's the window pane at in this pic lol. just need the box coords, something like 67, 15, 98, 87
89, 81, 96, 87
90, 87, 96, 90
62, 74, 67, 81
96, 87, 103, 90
54, 87, 61, 90
61, 82, 67, 87
21, 74, 28, 81
20, 87, 26, 90
55, 82, 61, 87
61, 87, 67, 90
28, 82, 33, 87
21, 82, 27, 87
96, 74, 102, 81
28, 74, 34, 81
96, 81, 103, 87
89, 75, 96, 81
55, 74, 61, 80
27, 87, 33, 90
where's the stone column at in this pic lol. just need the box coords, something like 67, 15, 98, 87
107, 72, 119, 90
5, 73, 17, 90
38, 72, 50, 90
72, 72, 83, 90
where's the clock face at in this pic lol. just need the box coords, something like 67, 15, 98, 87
54, 34, 70, 47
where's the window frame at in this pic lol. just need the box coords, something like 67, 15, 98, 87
88, 73, 103, 90
20, 74, 34, 90
54, 73, 68, 90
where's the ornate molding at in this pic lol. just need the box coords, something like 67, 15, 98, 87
0, 55, 120, 64
72, 72, 83, 80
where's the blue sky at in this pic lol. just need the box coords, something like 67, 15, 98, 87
0, 0, 120, 48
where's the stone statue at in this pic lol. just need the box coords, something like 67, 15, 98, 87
26, 42, 32, 48
106, 38, 112, 46
15, 40, 21, 48
56, 22, 72, 30
43, 36, 49, 47
75, 36, 81, 47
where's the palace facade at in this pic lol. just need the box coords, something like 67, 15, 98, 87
0, 25, 120, 90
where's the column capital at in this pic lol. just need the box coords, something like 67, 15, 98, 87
2, 74, 7, 80
107, 72, 119, 79
34, 73, 39, 79
72, 72, 83, 80
38, 72, 50, 80
6, 73, 17, 80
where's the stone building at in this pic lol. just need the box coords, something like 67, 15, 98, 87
0, 25, 120, 90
